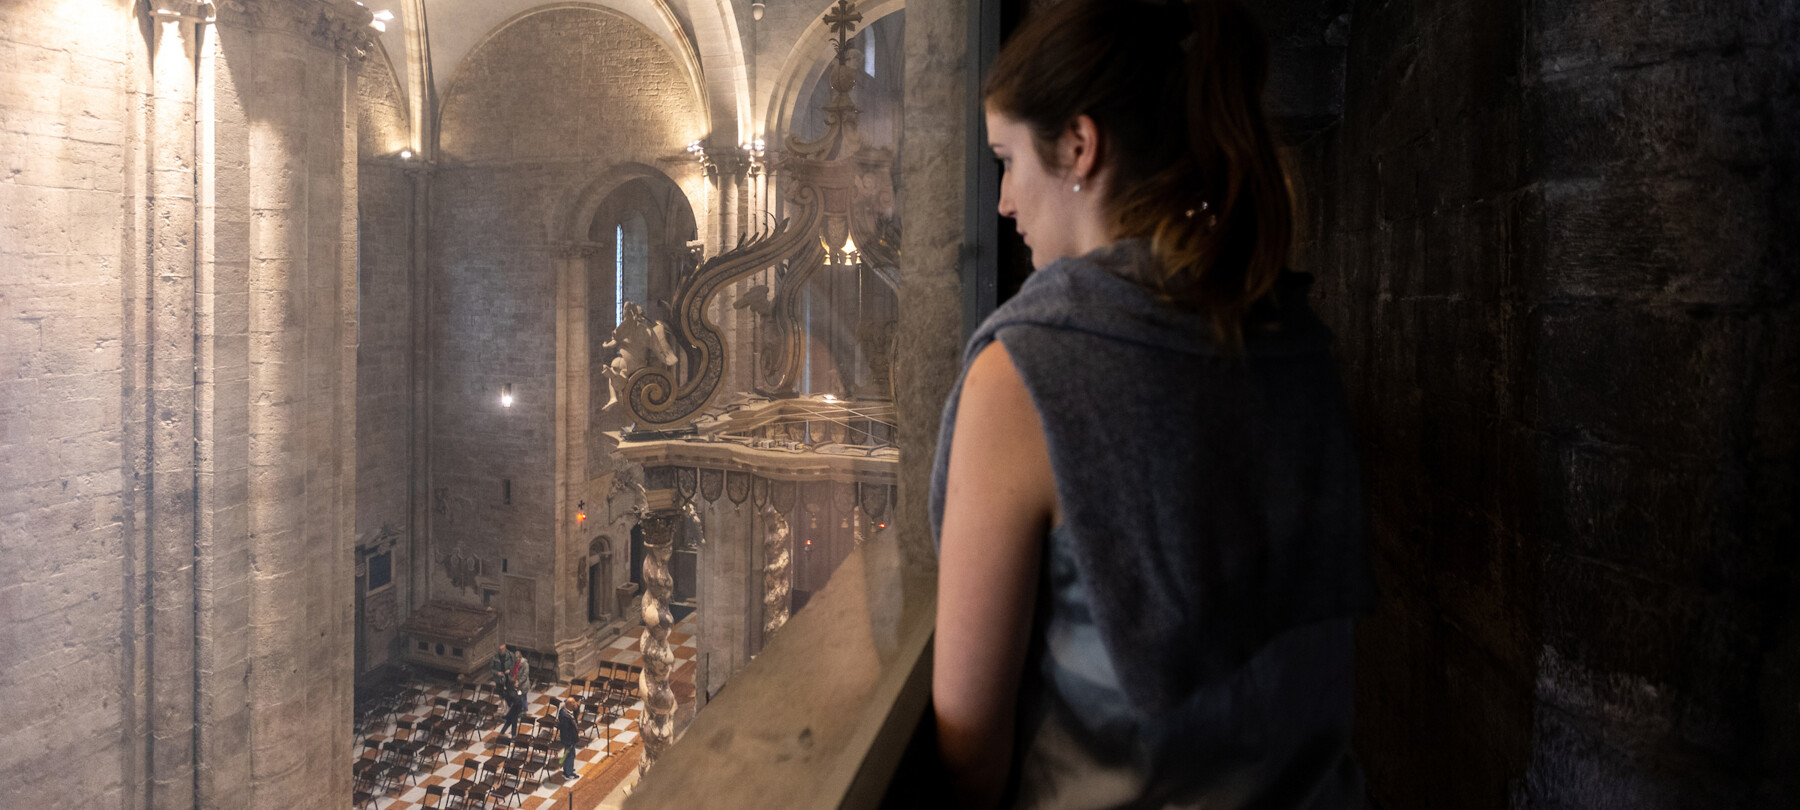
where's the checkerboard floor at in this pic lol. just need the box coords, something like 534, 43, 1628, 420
358, 613, 699, 810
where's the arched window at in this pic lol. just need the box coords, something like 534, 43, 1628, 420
616, 212, 648, 328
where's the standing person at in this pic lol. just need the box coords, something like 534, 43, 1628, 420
499, 681, 526, 737
554, 699, 582, 783
931, 1, 1374, 808
495, 644, 530, 694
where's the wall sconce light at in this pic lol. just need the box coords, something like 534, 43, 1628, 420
752, 2, 764, 21
368, 8, 393, 32
877, 522, 888, 529
500, 384, 514, 408
399, 149, 413, 160
577, 500, 587, 524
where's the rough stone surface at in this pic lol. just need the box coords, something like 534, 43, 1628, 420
0, 2, 138, 808
1294, 0, 1800, 805
895, 0, 967, 576
2, 2, 367, 808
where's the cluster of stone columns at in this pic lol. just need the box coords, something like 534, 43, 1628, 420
136, 2, 373, 807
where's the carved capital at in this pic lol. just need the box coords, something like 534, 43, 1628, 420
638, 506, 681, 551
216, 0, 376, 61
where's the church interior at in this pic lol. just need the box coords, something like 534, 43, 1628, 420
1, 0, 1795, 808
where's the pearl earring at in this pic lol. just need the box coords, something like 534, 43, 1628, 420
1072, 182, 1083, 193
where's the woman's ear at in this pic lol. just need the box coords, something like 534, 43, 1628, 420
1062, 114, 1102, 184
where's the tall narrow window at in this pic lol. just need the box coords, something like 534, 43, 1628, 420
615, 223, 625, 327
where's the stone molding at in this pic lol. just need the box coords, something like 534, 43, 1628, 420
147, 0, 217, 22
215, 0, 376, 60
553, 242, 602, 260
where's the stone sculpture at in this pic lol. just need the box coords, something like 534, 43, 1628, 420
602, 301, 679, 412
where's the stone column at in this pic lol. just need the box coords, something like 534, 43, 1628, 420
145, 7, 203, 807
209, 2, 372, 808
554, 243, 600, 678
637, 490, 681, 772
762, 505, 792, 637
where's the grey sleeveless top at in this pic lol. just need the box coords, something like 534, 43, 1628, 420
1007, 525, 1363, 809
930, 240, 1374, 808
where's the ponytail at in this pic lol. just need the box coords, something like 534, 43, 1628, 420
983, 0, 1294, 351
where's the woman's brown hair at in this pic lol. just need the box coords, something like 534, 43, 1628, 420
983, 0, 1293, 349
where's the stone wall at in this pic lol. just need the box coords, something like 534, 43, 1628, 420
0, 1, 141, 807
356, 45, 416, 673
429, 5, 704, 663
1, 2, 370, 807
1295, 0, 1800, 805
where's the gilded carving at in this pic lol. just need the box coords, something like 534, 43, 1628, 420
770, 479, 797, 516
763, 507, 792, 637
726, 470, 751, 505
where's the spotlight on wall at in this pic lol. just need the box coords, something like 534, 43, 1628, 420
500, 384, 515, 408
369, 8, 393, 32
399, 149, 414, 160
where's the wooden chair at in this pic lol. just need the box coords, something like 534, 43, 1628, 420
419, 735, 448, 769
352, 769, 380, 808
422, 783, 446, 809
513, 763, 542, 798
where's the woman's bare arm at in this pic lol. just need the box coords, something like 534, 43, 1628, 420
934, 341, 1059, 809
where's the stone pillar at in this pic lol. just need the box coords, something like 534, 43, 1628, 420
554, 243, 601, 678
406, 164, 433, 613
637, 490, 681, 772
145, 7, 203, 807
896, 0, 971, 575
208, 2, 372, 808
762, 506, 792, 637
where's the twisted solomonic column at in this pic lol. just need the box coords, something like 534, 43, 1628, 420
637, 502, 680, 773
763, 507, 792, 637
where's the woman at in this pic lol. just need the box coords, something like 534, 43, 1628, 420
930, 1, 1374, 808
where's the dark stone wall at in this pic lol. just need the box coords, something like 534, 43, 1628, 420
1294, 0, 1799, 806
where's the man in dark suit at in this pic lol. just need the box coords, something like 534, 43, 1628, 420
555, 699, 581, 782
499, 683, 526, 736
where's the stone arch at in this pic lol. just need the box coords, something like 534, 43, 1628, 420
761, 0, 905, 141
551, 161, 703, 246
357, 38, 411, 158
583, 170, 698, 450
435, 4, 705, 164
431, 1, 709, 145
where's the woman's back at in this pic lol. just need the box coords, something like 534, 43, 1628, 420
931, 241, 1372, 807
